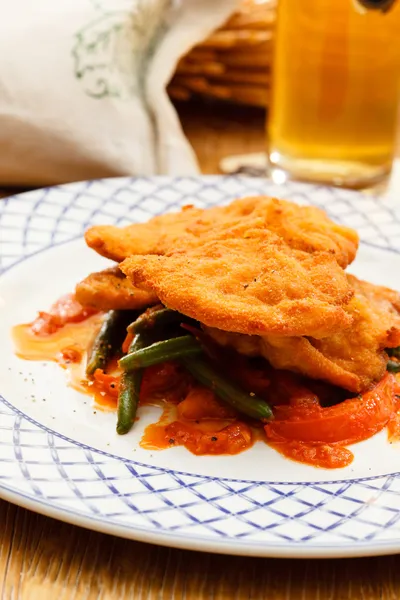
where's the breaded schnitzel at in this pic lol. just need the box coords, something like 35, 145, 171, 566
205, 275, 400, 393
121, 220, 354, 338
83, 195, 398, 391
75, 267, 157, 310
86, 196, 358, 268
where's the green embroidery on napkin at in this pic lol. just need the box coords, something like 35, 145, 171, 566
72, 0, 170, 100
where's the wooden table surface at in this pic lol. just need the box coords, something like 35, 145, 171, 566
1, 101, 400, 600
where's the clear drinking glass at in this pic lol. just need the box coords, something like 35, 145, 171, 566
267, 0, 400, 188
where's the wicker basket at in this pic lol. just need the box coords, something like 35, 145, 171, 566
168, 0, 276, 108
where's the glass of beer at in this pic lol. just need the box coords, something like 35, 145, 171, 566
267, 0, 400, 188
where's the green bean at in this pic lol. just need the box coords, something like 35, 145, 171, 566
181, 356, 273, 421
119, 335, 202, 371
86, 310, 123, 376
387, 359, 400, 373
387, 346, 400, 360
127, 305, 198, 336
116, 333, 147, 435
127, 305, 179, 334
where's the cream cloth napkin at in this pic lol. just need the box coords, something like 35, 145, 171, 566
0, 0, 237, 185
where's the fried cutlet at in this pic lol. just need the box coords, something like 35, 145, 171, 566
121, 220, 354, 338
75, 266, 157, 310
86, 196, 358, 268
205, 275, 400, 393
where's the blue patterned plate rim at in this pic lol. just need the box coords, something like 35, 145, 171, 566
1, 477, 400, 559
1, 175, 400, 558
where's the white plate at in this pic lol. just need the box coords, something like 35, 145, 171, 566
1, 175, 400, 559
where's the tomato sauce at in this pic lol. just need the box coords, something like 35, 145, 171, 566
89, 368, 120, 408
12, 295, 400, 469
269, 440, 354, 469
145, 419, 254, 455
12, 309, 104, 396
141, 384, 254, 455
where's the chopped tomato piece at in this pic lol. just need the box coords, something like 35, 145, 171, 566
31, 293, 98, 336
266, 374, 395, 445
92, 369, 119, 398
177, 386, 237, 420
50, 294, 98, 323
31, 312, 60, 336
60, 346, 82, 363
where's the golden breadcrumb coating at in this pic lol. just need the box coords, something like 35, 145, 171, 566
121, 221, 354, 338
86, 196, 358, 268
75, 266, 157, 310
205, 275, 400, 392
